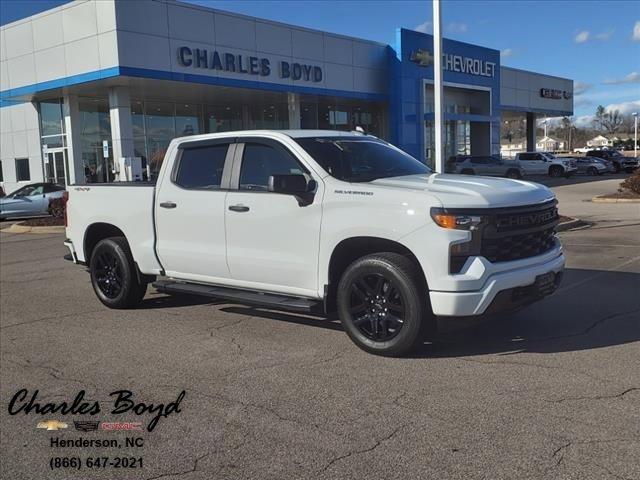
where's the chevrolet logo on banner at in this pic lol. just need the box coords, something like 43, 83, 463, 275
409, 49, 434, 66
37, 420, 69, 431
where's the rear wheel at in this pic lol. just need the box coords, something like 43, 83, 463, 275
90, 237, 147, 309
549, 165, 563, 178
613, 162, 621, 173
336, 252, 434, 357
587, 167, 598, 176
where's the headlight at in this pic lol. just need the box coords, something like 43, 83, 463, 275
562, 161, 570, 166
430, 208, 484, 230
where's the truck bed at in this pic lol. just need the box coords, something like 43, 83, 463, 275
65, 183, 163, 274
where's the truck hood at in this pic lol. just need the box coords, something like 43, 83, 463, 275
370, 173, 555, 208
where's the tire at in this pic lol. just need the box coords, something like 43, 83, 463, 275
549, 166, 563, 178
506, 169, 521, 179
461, 169, 474, 175
613, 162, 621, 173
89, 236, 147, 309
336, 252, 434, 357
586, 167, 598, 176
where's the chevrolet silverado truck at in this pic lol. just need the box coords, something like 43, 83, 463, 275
64, 130, 564, 356
514, 152, 577, 177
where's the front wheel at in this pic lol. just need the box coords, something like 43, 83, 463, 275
90, 237, 147, 309
336, 253, 434, 357
506, 169, 521, 179
549, 166, 563, 178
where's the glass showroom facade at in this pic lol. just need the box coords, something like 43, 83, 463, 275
35, 95, 385, 183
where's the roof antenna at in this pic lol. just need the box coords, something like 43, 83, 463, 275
354, 126, 365, 134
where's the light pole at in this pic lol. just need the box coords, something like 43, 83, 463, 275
633, 112, 638, 158
433, 0, 444, 173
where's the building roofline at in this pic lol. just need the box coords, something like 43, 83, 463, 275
1, 0, 389, 49
500, 66, 572, 83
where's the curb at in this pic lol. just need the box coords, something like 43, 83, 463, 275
3, 223, 65, 234
556, 217, 587, 232
591, 196, 640, 203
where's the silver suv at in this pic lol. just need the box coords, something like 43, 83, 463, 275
446, 155, 524, 179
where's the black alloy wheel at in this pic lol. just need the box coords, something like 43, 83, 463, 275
93, 250, 123, 298
337, 252, 434, 356
89, 237, 147, 309
348, 273, 406, 341
549, 166, 563, 177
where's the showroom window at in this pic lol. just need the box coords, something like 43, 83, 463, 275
15, 158, 30, 181
205, 105, 242, 133
174, 145, 228, 189
79, 98, 112, 183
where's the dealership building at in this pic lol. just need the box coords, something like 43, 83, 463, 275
0, 0, 573, 193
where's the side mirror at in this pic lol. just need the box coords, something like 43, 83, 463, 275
268, 174, 314, 194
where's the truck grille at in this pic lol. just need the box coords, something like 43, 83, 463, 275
481, 201, 559, 263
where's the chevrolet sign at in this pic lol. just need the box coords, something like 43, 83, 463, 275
409, 49, 496, 78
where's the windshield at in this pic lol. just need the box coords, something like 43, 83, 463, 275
294, 137, 431, 182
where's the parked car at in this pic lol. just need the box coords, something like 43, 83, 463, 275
573, 146, 591, 153
574, 157, 611, 175
514, 152, 577, 177
0, 183, 66, 220
64, 130, 564, 357
446, 155, 524, 179
586, 149, 639, 173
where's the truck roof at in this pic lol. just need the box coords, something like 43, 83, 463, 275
172, 129, 370, 144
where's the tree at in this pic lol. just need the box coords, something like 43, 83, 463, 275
593, 105, 606, 131
601, 109, 623, 135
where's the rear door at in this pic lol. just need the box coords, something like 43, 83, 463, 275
224, 138, 323, 297
155, 139, 234, 283
519, 153, 546, 174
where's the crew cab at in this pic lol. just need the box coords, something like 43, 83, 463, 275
514, 152, 577, 177
64, 131, 565, 356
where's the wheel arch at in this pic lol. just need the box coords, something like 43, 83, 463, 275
83, 223, 127, 265
324, 236, 427, 312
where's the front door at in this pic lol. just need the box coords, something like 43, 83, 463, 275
224, 139, 323, 297
155, 140, 234, 284
45, 149, 68, 185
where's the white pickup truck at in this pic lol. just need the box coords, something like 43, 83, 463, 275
515, 152, 577, 177
64, 130, 565, 356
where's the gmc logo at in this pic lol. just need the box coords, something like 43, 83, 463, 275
498, 210, 556, 228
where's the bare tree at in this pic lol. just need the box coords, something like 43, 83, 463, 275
592, 105, 606, 131
601, 109, 624, 135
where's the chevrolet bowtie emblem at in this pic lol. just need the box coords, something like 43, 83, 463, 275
409, 49, 434, 67
37, 420, 69, 431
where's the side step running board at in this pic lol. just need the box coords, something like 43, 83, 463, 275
153, 280, 323, 314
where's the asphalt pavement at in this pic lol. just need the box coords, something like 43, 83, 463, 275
0, 178, 638, 480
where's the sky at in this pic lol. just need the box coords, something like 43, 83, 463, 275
1, 0, 639, 123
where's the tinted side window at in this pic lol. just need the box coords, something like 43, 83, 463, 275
175, 144, 228, 189
519, 153, 533, 161
239, 143, 304, 191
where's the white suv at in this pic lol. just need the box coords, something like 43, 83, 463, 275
515, 152, 577, 177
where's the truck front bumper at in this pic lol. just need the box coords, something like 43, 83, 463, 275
429, 249, 565, 316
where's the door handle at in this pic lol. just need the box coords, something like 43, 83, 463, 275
228, 205, 250, 212
159, 201, 177, 209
